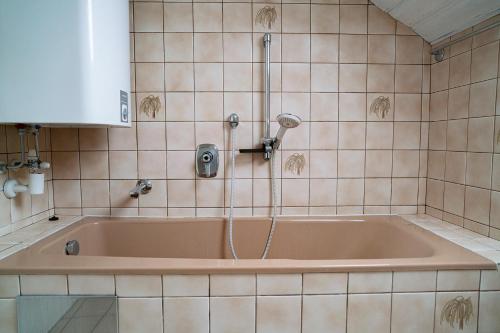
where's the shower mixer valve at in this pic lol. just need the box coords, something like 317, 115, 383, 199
196, 144, 219, 178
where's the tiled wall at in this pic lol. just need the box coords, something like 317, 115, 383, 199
1, 270, 500, 333
426, 18, 500, 241
47, 1, 431, 217
0, 126, 54, 235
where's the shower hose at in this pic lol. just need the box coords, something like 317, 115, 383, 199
228, 126, 278, 260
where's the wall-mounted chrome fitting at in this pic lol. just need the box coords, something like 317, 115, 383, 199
196, 144, 219, 178
432, 49, 445, 62
129, 179, 152, 198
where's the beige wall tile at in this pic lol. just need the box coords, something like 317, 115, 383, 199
194, 33, 222, 62
164, 33, 193, 62
135, 33, 164, 62
108, 124, 137, 150
394, 94, 421, 121
282, 63, 310, 92
464, 186, 491, 224
392, 150, 419, 177
20, 275, 68, 295
437, 270, 480, 291
348, 272, 392, 293
471, 41, 499, 83
0, 275, 19, 298
163, 274, 208, 296
257, 274, 301, 295
480, 269, 500, 290
79, 128, 108, 151
468, 117, 494, 152
338, 150, 365, 178
136, 63, 164, 92
368, 5, 395, 34
120, 298, 163, 333
311, 5, 337, 33
134, 2, 163, 33
340, 35, 367, 63
303, 273, 347, 294
449, 52, 471, 88
257, 296, 301, 333
223, 3, 252, 32
311, 34, 339, 63
392, 178, 418, 205
81, 180, 110, 208
339, 64, 367, 92
367, 64, 395, 92
210, 297, 255, 333
391, 293, 435, 333
339, 93, 366, 121
393, 271, 436, 292
364, 178, 391, 205
340, 5, 367, 34
80, 151, 109, 179
443, 182, 465, 216
466, 152, 492, 189
283, 4, 310, 33
116, 275, 162, 297
396, 65, 423, 93
225, 63, 252, 91
339, 122, 366, 149
445, 152, 466, 183
51, 128, 78, 152
210, 274, 255, 296
396, 35, 423, 65
68, 275, 115, 295
195, 63, 223, 91
337, 178, 364, 205
447, 86, 469, 120
469, 79, 497, 117
193, 3, 222, 32
347, 293, 391, 333
53, 180, 81, 208
302, 295, 347, 333
368, 35, 395, 64
366, 150, 392, 177
478, 291, 500, 332
312, 64, 339, 92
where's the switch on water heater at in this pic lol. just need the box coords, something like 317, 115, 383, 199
196, 144, 219, 178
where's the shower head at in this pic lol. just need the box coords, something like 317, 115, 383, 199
274, 113, 302, 149
277, 113, 301, 128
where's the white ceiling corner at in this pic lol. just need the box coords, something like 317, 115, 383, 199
371, 0, 500, 44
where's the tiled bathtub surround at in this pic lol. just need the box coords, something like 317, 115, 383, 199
426, 18, 500, 241
0, 126, 54, 235
42, 1, 431, 217
1, 269, 500, 333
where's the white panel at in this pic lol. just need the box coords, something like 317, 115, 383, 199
371, 0, 500, 44
0, 0, 130, 127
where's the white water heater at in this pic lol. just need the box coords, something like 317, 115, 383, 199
0, 0, 130, 127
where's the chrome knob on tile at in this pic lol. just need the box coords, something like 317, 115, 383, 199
196, 144, 219, 178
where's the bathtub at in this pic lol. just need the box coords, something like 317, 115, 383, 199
0, 215, 494, 274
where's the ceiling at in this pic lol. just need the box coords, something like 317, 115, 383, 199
371, 0, 500, 44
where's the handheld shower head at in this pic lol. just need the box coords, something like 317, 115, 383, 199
274, 113, 301, 149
